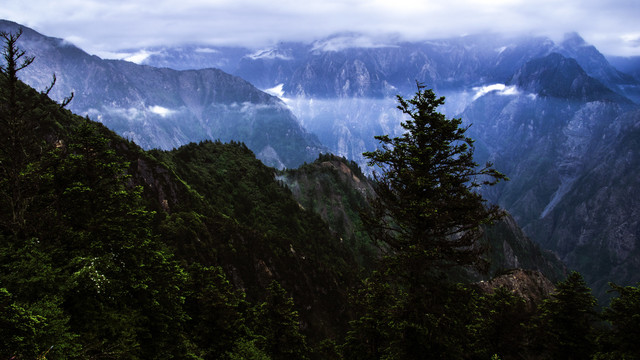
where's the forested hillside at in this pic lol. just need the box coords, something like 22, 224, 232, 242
0, 30, 356, 358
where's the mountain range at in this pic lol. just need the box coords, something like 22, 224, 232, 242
3, 19, 640, 298
0, 20, 325, 169
135, 31, 640, 297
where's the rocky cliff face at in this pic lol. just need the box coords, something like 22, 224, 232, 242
529, 110, 640, 297
608, 56, 640, 81
480, 214, 566, 283
461, 53, 640, 298
166, 32, 639, 297
0, 20, 326, 169
476, 269, 557, 309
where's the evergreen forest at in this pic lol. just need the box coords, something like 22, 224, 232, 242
1, 30, 640, 360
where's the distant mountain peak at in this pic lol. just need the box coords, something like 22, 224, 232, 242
510, 52, 625, 102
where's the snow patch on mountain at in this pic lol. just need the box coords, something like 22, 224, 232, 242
122, 50, 160, 64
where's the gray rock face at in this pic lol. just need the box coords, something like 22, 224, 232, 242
461, 53, 640, 298
476, 269, 557, 310
137, 32, 640, 175
0, 20, 326, 169
480, 213, 566, 283
530, 110, 640, 296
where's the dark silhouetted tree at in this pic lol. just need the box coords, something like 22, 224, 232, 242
594, 282, 640, 359
347, 84, 506, 359
362, 83, 506, 272
252, 281, 310, 360
532, 272, 598, 360
0, 29, 71, 237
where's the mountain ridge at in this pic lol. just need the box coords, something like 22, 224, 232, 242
0, 19, 326, 169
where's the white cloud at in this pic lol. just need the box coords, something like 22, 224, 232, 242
264, 84, 285, 98
2, 0, 640, 55
104, 106, 143, 121
195, 47, 219, 53
121, 50, 156, 64
500, 86, 520, 96
472, 84, 520, 100
246, 49, 293, 60
89, 49, 157, 62
148, 105, 175, 117
311, 34, 397, 52
263, 84, 293, 106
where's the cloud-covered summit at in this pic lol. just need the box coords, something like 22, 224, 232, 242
1, 0, 639, 57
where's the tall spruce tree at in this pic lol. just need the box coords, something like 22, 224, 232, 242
346, 85, 506, 359
363, 83, 506, 271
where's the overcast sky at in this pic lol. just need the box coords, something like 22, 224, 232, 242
2, 0, 640, 57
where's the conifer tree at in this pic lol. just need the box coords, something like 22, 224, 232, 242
0, 29, 39, 235
363, 83, 506, 271
346, 85, 506, 359
533, 272, 598, 360
594, 283, 640, 359
252, 281, 310, 360
0, 29, 71, 237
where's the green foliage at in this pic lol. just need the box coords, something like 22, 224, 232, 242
471, 287, 530, 359
344, 267, 480, 360
225, 338, 271, 360
152, 140, 346, 254
150, 140, 358, 343
280, 153, 377, 268
344, 84, 507, 360
0, 29, 73, 240
249, 281, 310, 360
0, 34, 352, 355
532, 271, 598, 360
185, 264, 250, 358
343, 274, 400, 360
0, 287, 78, 359
594, 283, 640, 359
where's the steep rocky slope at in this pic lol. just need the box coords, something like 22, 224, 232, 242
8, 19, 639, 297
530, 110, 640, 296
462, 53, 640, 297
476, 269, 557, 309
